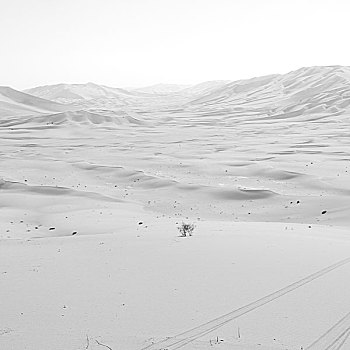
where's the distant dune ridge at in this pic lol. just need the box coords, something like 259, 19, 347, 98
1, 66, 350, 350
9, 65, 350, 118
0, 65, 347, 128
23, 82, 152, 104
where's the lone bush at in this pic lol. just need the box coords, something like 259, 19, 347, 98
178, 222, 195, 237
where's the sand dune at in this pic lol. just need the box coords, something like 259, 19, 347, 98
30, 110, 148, 126
0, 109, 149, 128
0, 86, 68, 117
24, 82, 147, 104
1, 66, 350, 350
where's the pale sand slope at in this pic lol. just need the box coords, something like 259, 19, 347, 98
1, 66, 350, 349
1, 223, 350, 350
0, 86, 68, 118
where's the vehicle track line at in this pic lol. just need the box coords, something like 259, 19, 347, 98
141, 256, 350, 350
306, 311, 350, 349
324, 327, 350, 350
333, 328, 350, 350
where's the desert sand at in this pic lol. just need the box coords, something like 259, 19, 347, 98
1, 66, 350, 349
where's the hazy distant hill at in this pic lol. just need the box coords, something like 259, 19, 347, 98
133, 83, 192, 94
13, 65, 350, 122
24, 82, 146, 104
185, 66, 350, 121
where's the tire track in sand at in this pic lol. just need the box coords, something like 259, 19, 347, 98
141, 256, 350, 350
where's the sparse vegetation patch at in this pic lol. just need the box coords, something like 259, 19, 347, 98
178, 222, 195, 237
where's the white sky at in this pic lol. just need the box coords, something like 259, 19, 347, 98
1, 0, 350, 90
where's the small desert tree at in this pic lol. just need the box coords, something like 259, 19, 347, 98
178, 222, 195, 237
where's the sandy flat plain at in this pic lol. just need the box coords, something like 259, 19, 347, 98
1, 66, 350, 349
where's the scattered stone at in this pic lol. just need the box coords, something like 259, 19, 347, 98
321, 210, 327, 215
72, 231, 77, 235
49, 227, 55, 230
